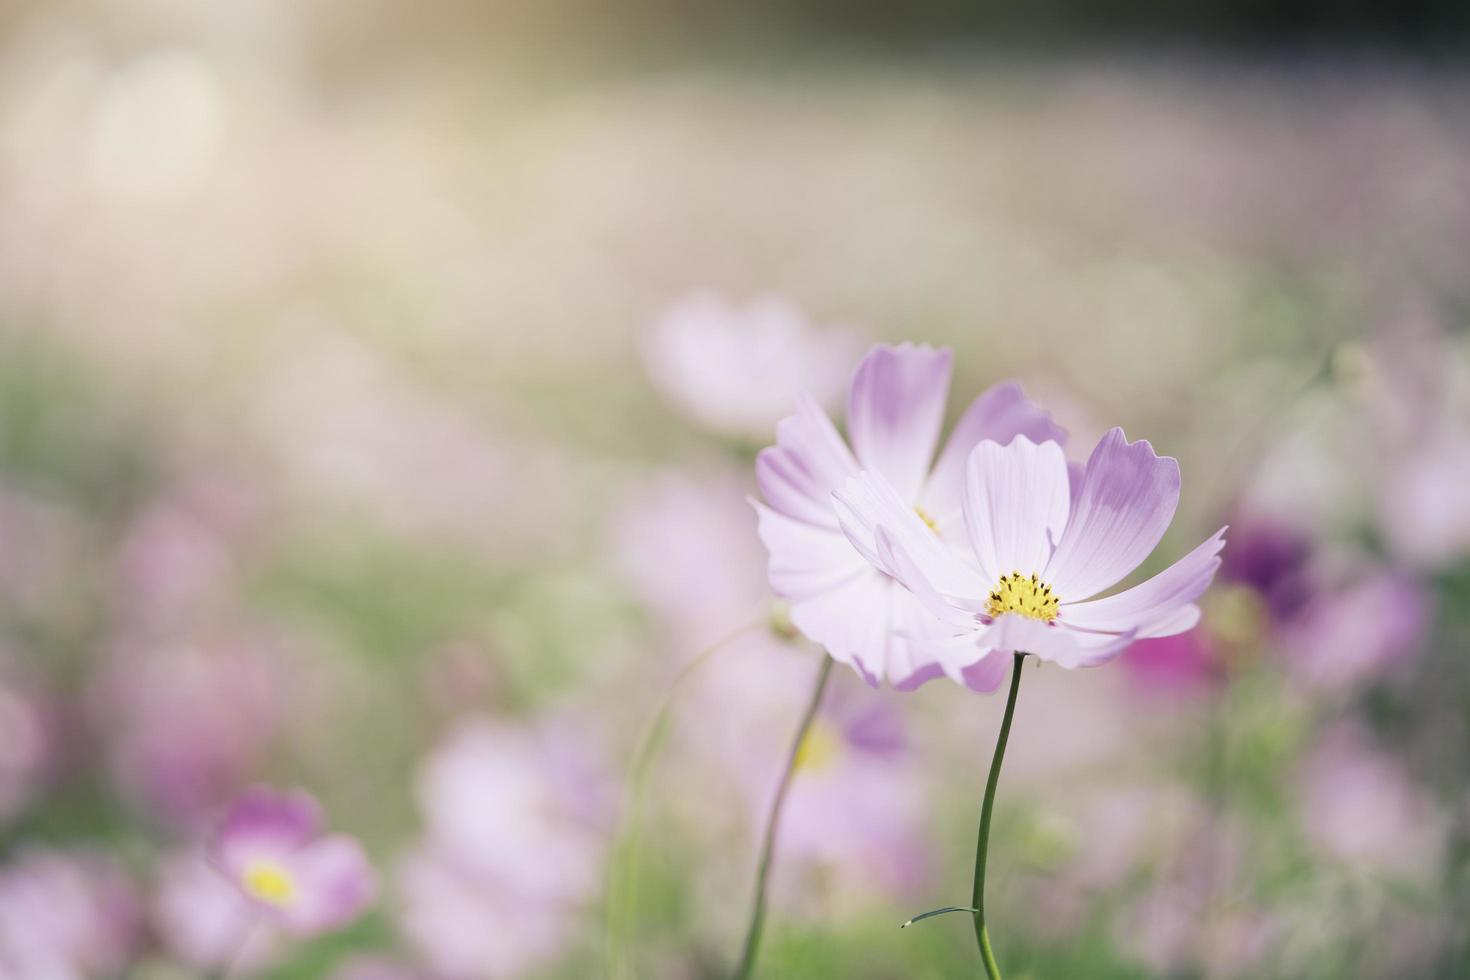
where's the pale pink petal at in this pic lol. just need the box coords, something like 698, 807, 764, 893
982, 614, 1137, 668
879, 583, 957, 689
752, 501, 869, 601
781, 520, 976, 687
1044, 428, 1181, 601
962, 437, 1071, 584
756, 394, 858, 529
872, 527, 986, 634
278, 836, 377, 937
922, 382, 1066, 527
959, 650, 1014, 693
834, 471, 988, 603
846, 344, 952, 501
786, 570, 892, 683
1061, 527, 1227, 639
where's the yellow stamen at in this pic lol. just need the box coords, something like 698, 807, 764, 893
242, 860, 297, 907
985, 570, 1060, 623
793, 721, 842, 773
914, 506, 939, 535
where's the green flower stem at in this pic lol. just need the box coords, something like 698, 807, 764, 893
972, 652, 1025, 980
732, 654, 834, 980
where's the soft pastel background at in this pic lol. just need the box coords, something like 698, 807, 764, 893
1, 1, 1468, 977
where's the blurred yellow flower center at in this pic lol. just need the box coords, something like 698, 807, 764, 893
794, 721, 842, 773
987, 571, 1059, 622
242, 860, 297, 907
914, 506, 939, 535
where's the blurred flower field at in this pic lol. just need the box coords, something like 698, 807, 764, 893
1, 3, 1469, 977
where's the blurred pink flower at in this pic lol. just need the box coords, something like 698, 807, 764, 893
398, 849, 573, 980
642, 291, 861, 442
1282, 569, 1431, 695
612, 465, 768, 642
672, 643, 930, 918
756, 343, 1065, 689
0, 847, 139, 980
207, 786, 377, 937
1114, 818, 1278, 979
114, 478, 257, 638
1379, 430, 1470, 571
836, 427, 1225, 688
398, 718, 612, 978
1298, 723, 1445, 878
0, 662, 54, 825
90, 642, 281, 827
762, 681, 931, 905
153, 850, 281, 976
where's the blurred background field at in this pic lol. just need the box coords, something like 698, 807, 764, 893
1, 1, 1469, 978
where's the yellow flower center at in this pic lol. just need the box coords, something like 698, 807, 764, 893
986, 571, 1060, 623
914, 506, 939, 535
242, 860, 297, 907
793, 721, 842, 773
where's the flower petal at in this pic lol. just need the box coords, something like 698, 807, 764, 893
1044, 428, 1181, 601
962, 436, 1072, 584
277, 835, 377, 937
753, 500, 869, 601
959, 650, 1014, 693
872, 526, 988, 633
1060, 527, 1228, 638
922, 382, 1066, 528
756, 394, 858, 529
846, 344, 952, 501
982, 614, 1137, 668
785, 569, 889, 683
212, 787, 322, 874
834, 471, 988, 604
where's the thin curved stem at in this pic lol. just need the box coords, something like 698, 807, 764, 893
972, 652, 1025, 980
605, 614, 766, 980
732, 654, 834, 980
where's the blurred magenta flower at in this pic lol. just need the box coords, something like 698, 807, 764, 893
399, 718, 612, 978
1119, 629, 1220, 695
0, 847, 139, 980
836, 428, 1226, 688
643, 291, 861, 442
755, 343, 1065, 689
1217, 517, 1316, 625
207, 786, 376, 937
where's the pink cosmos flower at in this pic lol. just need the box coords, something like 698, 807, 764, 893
834, 428, 1226, 689
0, 847, 139, 980
398, 718, 612, 979
754, 343, 1065, 690
154, 850, 282, 975
643, 291, 861, 442
207, 787, 376, 938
